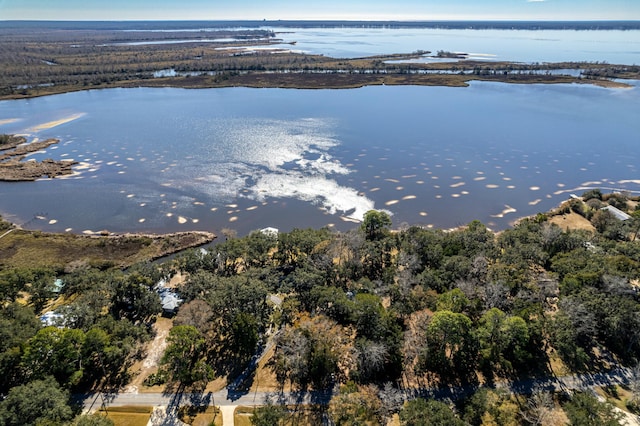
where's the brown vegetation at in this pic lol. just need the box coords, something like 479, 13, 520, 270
0, 27, 636, 99
0, 222, 216, 270
0, 136, 78, 181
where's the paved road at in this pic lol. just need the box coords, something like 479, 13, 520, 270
80, 367, 634, 412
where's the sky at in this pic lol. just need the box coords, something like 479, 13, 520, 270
0, 0, 639, 21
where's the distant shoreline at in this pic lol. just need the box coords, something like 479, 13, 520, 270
2, 19, 640, 31
1, 21, 638, 100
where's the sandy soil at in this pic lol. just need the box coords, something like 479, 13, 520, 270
549, 212, 595, 232
148, 406, 189, 426
220, 406, 236, 426
127, 317, 173, 393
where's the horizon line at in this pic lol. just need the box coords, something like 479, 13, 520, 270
2, 18, 640, 23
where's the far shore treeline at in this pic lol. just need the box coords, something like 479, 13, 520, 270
1, 22, 638, 101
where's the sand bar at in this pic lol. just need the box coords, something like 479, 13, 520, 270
28, 113, 85, 132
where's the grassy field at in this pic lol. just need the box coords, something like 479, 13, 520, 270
179, 405, 223, 426
100, 406, 153, 426
0, 217, 215, 270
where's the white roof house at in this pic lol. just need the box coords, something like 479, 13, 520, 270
40, 311, 65, 327
260, 227, 279, 236
601, 205, 631, 221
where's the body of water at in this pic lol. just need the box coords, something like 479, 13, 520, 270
266, 27, 640, 63
1, 80, 639, 236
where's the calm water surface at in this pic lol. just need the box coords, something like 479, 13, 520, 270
1, 81, 639, 236
266, 27, 640, 63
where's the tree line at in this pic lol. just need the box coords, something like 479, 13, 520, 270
1, 190, 640, 424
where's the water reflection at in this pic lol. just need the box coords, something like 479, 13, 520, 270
0, 82, 639, 235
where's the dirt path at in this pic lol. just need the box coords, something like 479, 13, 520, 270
219, 405, 236, 426
127, 316, 173, 392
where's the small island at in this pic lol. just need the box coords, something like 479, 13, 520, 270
0, 134, 77, 181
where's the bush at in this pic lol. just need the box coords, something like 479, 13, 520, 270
582, 189, 602, 201
143, 369, 169, 386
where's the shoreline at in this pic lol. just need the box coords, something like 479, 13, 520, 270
0, 70, 633, 102
0, 135, 78, 181
0, 214, 217, 269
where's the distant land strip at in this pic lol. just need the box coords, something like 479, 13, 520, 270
1, 20, 640, 31
1, 23, 638, 100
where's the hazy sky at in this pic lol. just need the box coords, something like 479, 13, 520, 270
0, 0, 639, 21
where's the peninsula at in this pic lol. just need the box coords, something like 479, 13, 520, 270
1, 22, 638, 100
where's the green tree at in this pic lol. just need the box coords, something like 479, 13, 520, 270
631, 210, 640, 241
399, 398, 465, 426
161, 325, 211, 387
418, 310, 476, 380
251, 399, 287, 426
361, 210, 392, 241
22, 326, 86, 386
109, 274, 161, 322
272, 315, 353, 390
275, 227, 332, 271
0, 377, 74, 426
0, 303, 41, 393
477, 308, 530, 373
563, 392, 622, 426
436, 288, 470, 313
328, 383, 383, 425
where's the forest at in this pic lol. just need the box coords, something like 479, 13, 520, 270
1, 189, 640, 425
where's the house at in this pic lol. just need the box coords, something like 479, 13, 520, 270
601, 205, 631, 221
48, 278, 65, 294
260, 227, 279, 236
155, 280, 183, 316
160, 291, 183, 315
40, 311, 65, 327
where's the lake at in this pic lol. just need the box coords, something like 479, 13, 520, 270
1, 79, 639, 236
266, 27, 640, 63
116, 23, 640, 64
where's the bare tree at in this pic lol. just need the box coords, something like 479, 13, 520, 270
378, 382, 405, 418
355, 339, 388, 380
630, 362, 640, 404
484, 281, 510, 311
520, 389, 557, 426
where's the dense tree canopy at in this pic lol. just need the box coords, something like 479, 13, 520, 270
1, 193, 639, 423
